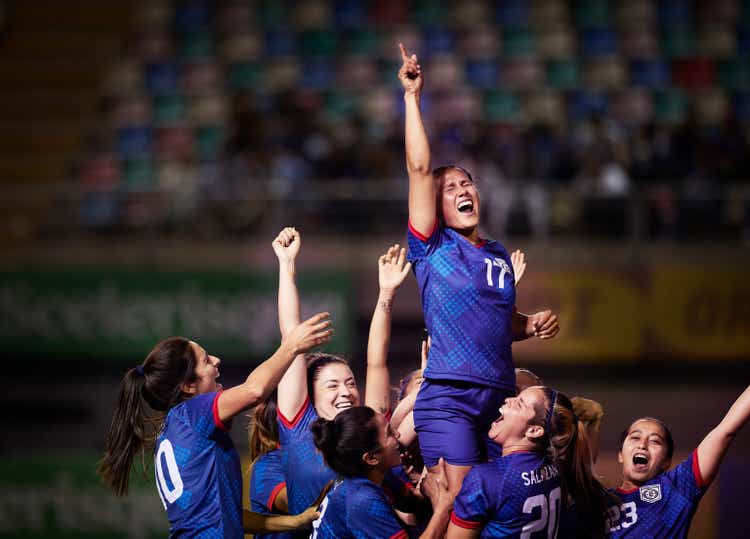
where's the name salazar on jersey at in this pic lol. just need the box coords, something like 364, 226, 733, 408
522, 464, 559, 486
639, 484, 662, 503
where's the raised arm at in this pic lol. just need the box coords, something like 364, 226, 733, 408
365, 244, 412, 414
399, 43, 435, 236
696, 384, 750, 486
272, 227, 308, 420
217, 312, 332, 422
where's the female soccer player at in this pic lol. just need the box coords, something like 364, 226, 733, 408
398, 43, 560, 494
447, 386, 609, 538
310, 406, 454, 539
97, 315, 332, 538
272, 227, 412, 524
606, 384, 750, 538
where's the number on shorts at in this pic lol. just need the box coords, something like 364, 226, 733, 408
155, 439, 184, 509
521, 486, 561, 539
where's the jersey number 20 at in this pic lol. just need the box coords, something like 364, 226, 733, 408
155, 439, 184, 509
521, 486, 561, 539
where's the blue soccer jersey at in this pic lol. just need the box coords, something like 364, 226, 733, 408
407, 221, 516, 390
277, 398, 337, 518
249, 448, 292, 539
154, 391, 243, 538
452, 451, 563, 538
606, 451, 707, 538
311, 477, 408, 539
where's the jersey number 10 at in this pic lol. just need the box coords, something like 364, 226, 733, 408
155, 439, 184, 509
521, 486, 561, 539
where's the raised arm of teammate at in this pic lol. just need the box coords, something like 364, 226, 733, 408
399, 43, 435, 237
696, 384, 750, 486
365, 244, 412, 415
272, 227, 310, 420
217, 310, 331, 423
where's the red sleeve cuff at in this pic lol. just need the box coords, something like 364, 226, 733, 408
277, 396, 310, 429
692, 450, 705, 488
408, 219, 438, 242
267, 481, 286, 511
450, 511, 482, 529
212, 391, 230, 431
388, 531, 408, 539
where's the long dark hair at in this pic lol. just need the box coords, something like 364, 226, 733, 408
311, 406, 380, 477
97, 337, 198, 496
248, 392, 279, 462
530, 387, 609, 538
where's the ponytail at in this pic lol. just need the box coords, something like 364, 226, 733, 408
537, 388, 609, 538
98, 337, 198, 496
248, 393, 279, 462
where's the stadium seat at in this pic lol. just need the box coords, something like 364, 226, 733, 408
80, 190, 120, 228
334, 57, 377, 90
583, 57, 627, 89
580, 28, 618, 56
653, 88, 689, 124
188, 95, 227, 125
672, 58, 717, 89
425, 54, 464, 90
630, 59, 670, 88
264, 30, 297, 56
153, 94, 186, 125
333, 0, 368, 28
122, 157, 155, 190
658, 0, 691, 27
620, 27, 660, 58
111, 96, 152, 128
536, 26, 576, 58
301, 58, 334, 88
292, 0, 332, 28
136, 31, 174, 61
155, 126, 194, 160
612, 88, 654, 126
575, 1, 611, 29
182, 61, 222, 94
179, 31, 214, 60
144, 62, 180, 95
461, 25, 501, 59
484, 91, 521, 123
503, 58, 542, 90
465, 59, 501, 89
221, 32, 263, 62
530, 0, 569, 27
452, 1, 491, 28
133, 1, 172, 29
503, 28, 536, 57
324, 91, 361, 119
524, 90, 565, 127
227, 62, 261, 90
694, 88, 729, 125
697, 25, 736, 57
344, 29, 380, 55
116, 126, 153, 159
370, 0, 408, 25
546, 59, 580, 89
195, 125, 225, 160
719, 59, 750, 90
616, 0, 656, 28
661, 28, 695, 57
300, 30, 339, 56
174, 0, 213, 33
496, 0, 529, 28
423, 28, 457, 55
568, 90, 609, 120
411, 0, 447, 26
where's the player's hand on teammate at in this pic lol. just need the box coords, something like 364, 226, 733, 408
272, 227, 301, 264
526, 309, 559, 340
398, 43, 423, 95
378, 244, 412, 293
511, 249, 526, 286
295, 480, 335, 529
285, 312, 333, 355
421, 457, 454, 513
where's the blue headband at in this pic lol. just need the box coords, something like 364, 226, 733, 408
135, 365, 145, 377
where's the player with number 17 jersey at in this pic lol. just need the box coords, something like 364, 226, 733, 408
407, 222, 516, 389
155, 391, 243, 538
451, 451, 563, 538
606, 451, 707, 538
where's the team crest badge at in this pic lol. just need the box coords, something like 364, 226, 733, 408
639, 484, 662, 503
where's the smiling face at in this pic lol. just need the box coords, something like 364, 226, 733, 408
489, 386, 547, 448
313, 362, 360, 420
370, 413, 402, 470
437, 167, 481, 234
186, 341, 222, 394
619, 419, 672, 486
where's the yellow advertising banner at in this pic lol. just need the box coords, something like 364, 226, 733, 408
513, 267, 750, 362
